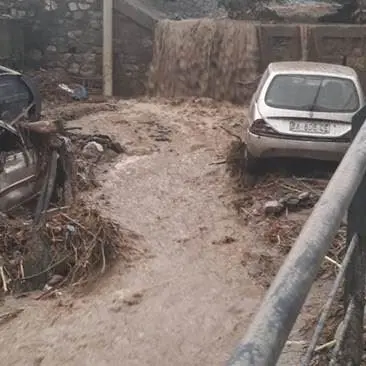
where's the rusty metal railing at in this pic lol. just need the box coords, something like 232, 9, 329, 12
227, 106, 366, 366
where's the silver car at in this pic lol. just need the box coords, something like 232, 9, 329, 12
0, 65, 42, 212
244, 61, 364, 172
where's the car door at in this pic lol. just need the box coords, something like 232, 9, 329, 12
0, 129, 37, 212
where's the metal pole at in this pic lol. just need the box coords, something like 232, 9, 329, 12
341, 105, 366, 365
103, 0, 113, 97
330, 299, 356, 365
301, 234, 358, 366
227, 108, 366, 366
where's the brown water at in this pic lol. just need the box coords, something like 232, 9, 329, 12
149, 19, 260, 103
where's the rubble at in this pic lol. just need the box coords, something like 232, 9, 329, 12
0, 106, 134, 295
82, 141, 104, 160
226, 140, 345, 292
264, 200, 284, 215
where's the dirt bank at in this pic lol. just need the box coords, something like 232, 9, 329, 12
0, 97, 341, 365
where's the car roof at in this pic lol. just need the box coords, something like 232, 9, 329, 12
267, 61, 358, 79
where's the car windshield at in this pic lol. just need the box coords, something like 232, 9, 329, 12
264, 74, 360, 112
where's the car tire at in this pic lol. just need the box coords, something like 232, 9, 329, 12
244, 146, 260, 174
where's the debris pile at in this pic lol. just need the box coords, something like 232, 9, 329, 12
27, 68, 74, 104
0, 110, 133, 296
226, 140, 346, 286
226, 139, 350, 363
232, 173, 326, 220
0, 202, 135, 294
68, 132, 125, 191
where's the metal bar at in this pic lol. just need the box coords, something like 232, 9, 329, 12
341, 106, 366, 364
301, 234, 359, 366
329, 298, 356, 365
0, 175, 36, 197
342, 235, 366, 364
227, 117, 366, 366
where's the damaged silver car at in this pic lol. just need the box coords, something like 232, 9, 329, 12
0, 65, 42, 212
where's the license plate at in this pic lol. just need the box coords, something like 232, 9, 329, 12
289, 121, 330, 135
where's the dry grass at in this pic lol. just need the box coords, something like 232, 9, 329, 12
0, 201, 138, 293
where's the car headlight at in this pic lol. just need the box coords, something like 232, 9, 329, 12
249, 119, 278, 136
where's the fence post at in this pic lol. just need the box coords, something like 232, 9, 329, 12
342, 105, 366, 364
103, 0, 113, 97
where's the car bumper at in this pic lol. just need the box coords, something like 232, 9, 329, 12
246, 131, 350, 161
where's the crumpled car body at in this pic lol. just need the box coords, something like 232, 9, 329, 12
0, 151, 38, 212
0, 65, 42, 212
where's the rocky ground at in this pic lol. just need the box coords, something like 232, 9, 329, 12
0, 97, 342, 365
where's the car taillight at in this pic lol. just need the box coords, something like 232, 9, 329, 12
249, 119, 278, 136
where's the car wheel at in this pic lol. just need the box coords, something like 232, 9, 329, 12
244, 146, 260, 174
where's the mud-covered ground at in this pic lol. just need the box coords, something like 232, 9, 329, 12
0, 97, 335, 365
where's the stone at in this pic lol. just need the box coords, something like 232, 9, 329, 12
90, 10, 102, 19
84, 52, 96, 63
45, 0, 57, 11
122, 292, 144, 306
46, 45, 57, 52
61, 53, 73, 63
68, 62, 80, 74
47, 274, 64, 287
90, 19, 101, 29
29, 49, 43, 61
264, 201, 284, 215
82, 141, 104, 160
286, 197, 300, 208
80, 68, 95, 77
78, 3, 91, 10
298, 192, 310, 201
73, 10, 84, 20
68, 2, 78, 11
68, 30, 83, 39
110, 142, 125, 154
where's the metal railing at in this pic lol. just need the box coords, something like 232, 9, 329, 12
227, 106, 366, 366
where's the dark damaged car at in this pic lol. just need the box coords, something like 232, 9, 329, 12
0, 65, 42, 212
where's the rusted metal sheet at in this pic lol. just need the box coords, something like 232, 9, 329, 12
257, 24, 302, 72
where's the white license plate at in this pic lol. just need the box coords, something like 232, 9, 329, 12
289, 121, 330, 135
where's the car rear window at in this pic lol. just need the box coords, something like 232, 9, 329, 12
264, 74, 360, 113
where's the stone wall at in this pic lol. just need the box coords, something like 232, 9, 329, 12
147, 0, 224, 19
113, 9, 154, 96
0, 16, 24, 69
0, 0, 103, 84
